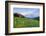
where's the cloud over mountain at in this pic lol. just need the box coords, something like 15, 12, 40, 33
13, 8, 40, 18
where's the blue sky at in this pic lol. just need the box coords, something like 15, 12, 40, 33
13, 8, 40, 18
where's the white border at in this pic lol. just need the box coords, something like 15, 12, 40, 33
9, 3, 43, 33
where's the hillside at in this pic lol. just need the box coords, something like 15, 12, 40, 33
14, 13, 25, 18
33, 17, 39, 21
14, 17, 39, 28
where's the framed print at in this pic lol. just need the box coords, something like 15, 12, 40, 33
5, 1, 45, 35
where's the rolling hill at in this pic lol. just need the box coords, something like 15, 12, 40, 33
14, 17, 39, 28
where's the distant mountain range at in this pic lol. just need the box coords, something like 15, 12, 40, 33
14, 13, 39, 19
33, 17, 39, 20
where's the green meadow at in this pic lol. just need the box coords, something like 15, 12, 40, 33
14, 17, 39, 28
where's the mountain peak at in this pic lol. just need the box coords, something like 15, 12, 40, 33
14, 13, 25, 18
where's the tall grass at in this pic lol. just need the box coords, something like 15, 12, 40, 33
14, 17, 39, 28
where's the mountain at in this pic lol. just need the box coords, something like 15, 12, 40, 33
33, 17, 39, 20
14, 13, 25, 18
14, 12, 39, 19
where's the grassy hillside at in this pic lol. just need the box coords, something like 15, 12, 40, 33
14, 17, 39, 28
